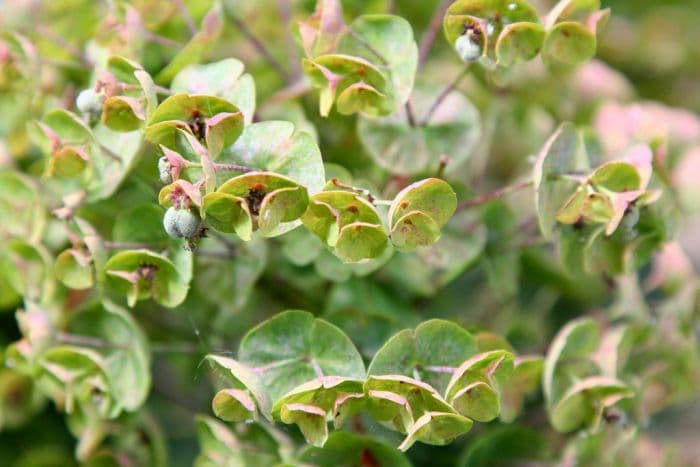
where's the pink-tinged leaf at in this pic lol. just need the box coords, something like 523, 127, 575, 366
605, 190, 643, 236
619, 144, 653, 189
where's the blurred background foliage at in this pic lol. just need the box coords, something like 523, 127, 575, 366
0, 0, 699, 465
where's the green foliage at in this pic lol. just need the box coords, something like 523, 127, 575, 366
0, 0, 698, 465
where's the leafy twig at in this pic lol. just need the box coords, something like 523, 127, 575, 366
277, 0, 301, 81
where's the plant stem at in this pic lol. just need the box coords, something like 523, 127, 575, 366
259, 80, 312, 111
36, 25, 92, 67
57, 332, 129, 350
143, 31, 184, 49
329, 178, 380, 204
417, 0, 452, 69
174, 0, 198, 36
277, 0, 301, 81
188, 162, 257, 173
457, 179, 533, 211
104, 241, 167, 250
404, 100, 417, 127
348, 29, 389, 65
420, 65, 471, 125
229, 14, 291, 83
99, 144, 122, 163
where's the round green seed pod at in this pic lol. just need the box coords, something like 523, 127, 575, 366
163, 207, 201, 238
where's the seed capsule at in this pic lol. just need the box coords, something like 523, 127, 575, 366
163, 206, 201, 238
455, 33, 482, 63
158, 156, 172, 184
76, 88, 103, 119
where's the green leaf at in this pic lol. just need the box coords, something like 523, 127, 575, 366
0, 239, 53, 303
589, 161, 642, 192
145, 93, 242, 153
0, 170, 45, 241
104, 249, 190, 308
42, 108, 92, 142
358, 85, 481, 175
201, 192, 253, 240
340, 14, 418, 106
533, 122, 590, 239
460, 426, 551, 466
542, 22, 595, 67
258, 186, 310, 236
215, 172, 309, 238
101, 96, 144, 132
69, 301, 151, 412
303, 191, 382, 245
39, 346, 117, 418
299, 431, 412, 467
47, 146, 89, 178
112, 204, 170, 244
55, 249, 93, 290
296, 0, 346, 58
334, 222, 389, 263
368, 320, 477, 394
398, 411, 473, 450
89, 124, 143, 201
445, 350, 515, 404
496, 22, 545, 66
170, 58, 256, 124
279, 403, 328, 447
365, 375, 455, 420
580, 192, 614, 224
450, 381, 500, 422
543, 318, 599, 407
549, 376, 632, 432
221, 121, 325, 193
205, 355, 271, 420
390, 211, 441, 252
155, 6, 224, 85
545, 0, 601, 26
238, 311, 365, 403
271, 376, 364, 417
500, 356, 544, 422
212, 388, 257, 422
388, 178, 457, 251
195, 415, 283, 467
303, 54, 391, 117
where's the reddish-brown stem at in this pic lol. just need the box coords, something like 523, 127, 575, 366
174, 0, 197, 36
457, 179, 533, 211
104, 241, 166, 250
277, 0, 301, 81
229, 14, 291, 83
417, 0, 453, 69
421, 65, 471, 125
